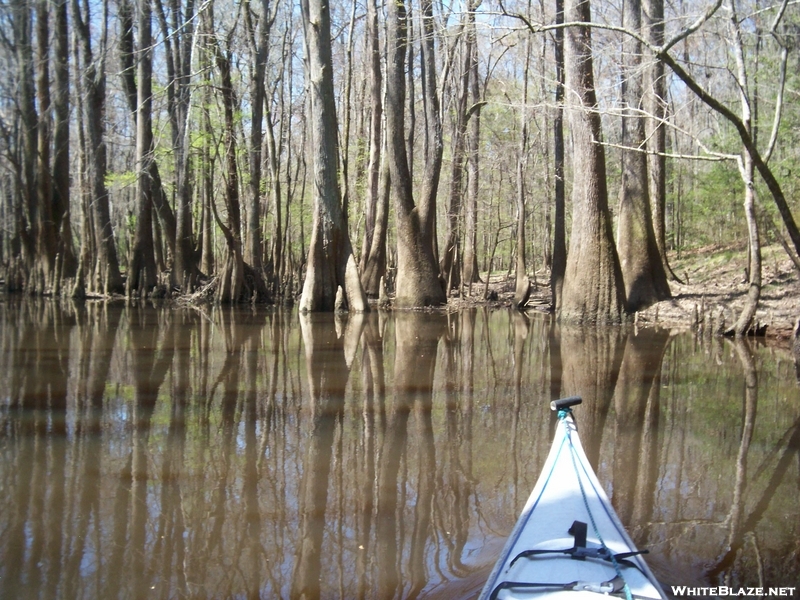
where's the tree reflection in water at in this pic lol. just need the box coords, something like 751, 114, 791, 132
0, 299, 798, 598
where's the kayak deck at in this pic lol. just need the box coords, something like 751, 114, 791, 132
480, 399, 666, 600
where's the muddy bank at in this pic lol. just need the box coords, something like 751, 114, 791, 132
449, 243, 798, 348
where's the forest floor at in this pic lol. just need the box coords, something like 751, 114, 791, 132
453, 242, 799, 349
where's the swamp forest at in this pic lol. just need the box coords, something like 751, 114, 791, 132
0, 0, 798, 326
2, 0, 800, 598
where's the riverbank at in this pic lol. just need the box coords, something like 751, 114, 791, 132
455, 242, 799, 347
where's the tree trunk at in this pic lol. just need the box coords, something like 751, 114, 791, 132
13, 0, 37, 286
514, 13, 532, 309
126, 0, 158, 298
53, 0, 77, 280
204, 1, 245, 303
72, 0, 123, 294
441, 15, 475, 293
362, 143, 390, 298
156, 0, 198, 291
616, 0, 670, 311
559, 0, 626, 324
359, 0, 384, 296
728, 154, 761, 337
726, 0, 760, 337
119, 0, 177, 272
35, 0, 58, 289
418, 0, 442, 245
386, 0, 446, 308
265, 101, 283, 285
242, 0, 273, 273
643, 0, 675, 279
550, 0, 567, 312
200, 91, 215, 278
462, 9, 482, 291
298, 0, 367, 312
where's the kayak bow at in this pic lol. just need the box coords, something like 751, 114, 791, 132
479, 397, 667, 600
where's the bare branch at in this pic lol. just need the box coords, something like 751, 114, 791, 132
597, 140, 736, 162
763, 45, 788, 164
770, 0, 790, 33
661, 0, 725, 54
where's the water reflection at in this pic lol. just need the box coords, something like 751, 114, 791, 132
0, 299, 798, 598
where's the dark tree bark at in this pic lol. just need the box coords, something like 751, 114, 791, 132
72, 0, 123, 294
126, 0, 158, 297
298, 0, 367, 312
559, 0, 626, 324
199, 79, 215, 278
12, 0, 37, 284
119, 0, 178, 273
35, 0, 57, 288
616, 0, 670, 311
202, 1, 246, 303
52, 0, 77, 280
155, 0, 198, 290
242, 0, 276, 274
386, 0, 446, 308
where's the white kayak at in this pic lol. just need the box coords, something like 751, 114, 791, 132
479, 397, 667, 600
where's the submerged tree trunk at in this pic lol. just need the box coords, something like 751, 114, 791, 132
559, 0, 626, 324
616, 0, 670, 311
298, 0, 367, 312
386, 0, 446, 308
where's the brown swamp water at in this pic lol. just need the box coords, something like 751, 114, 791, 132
0, 298, 798, 599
